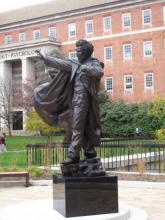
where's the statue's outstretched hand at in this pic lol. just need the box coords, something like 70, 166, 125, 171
35, 49, 46, 59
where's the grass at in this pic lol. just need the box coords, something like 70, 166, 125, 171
5, 135, 63, 150
0, 135, 64, 171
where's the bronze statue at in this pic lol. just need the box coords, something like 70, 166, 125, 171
35, 40, 105, 176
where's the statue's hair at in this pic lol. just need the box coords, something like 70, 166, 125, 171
76, 39, 94, 57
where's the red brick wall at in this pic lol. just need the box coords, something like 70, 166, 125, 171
0, 1, 165, 103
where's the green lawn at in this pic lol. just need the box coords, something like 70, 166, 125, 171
0, 135, 64, 171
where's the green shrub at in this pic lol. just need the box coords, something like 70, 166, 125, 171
100, 100, 162, 138
28, 166, 45, 177
155, 129, 165, 142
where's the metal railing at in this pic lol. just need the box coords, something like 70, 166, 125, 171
26, 138, 165, 173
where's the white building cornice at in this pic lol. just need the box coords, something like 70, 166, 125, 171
0, 38, 61, 53
0, 38, 61, 61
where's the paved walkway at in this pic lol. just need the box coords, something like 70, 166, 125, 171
0, 180, 164, 220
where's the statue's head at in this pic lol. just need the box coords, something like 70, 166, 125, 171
76, 39, 94, 63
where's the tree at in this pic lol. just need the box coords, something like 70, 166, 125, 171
149, 96, 165, 141
0, 76, 23, 136
149, 96, 165, 126
26, 108, 64, 143
0, 73, 37, 136
26, 109, 64, 168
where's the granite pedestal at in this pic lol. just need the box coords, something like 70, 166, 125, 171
53, 175, 118, 218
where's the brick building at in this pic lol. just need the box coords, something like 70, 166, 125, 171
0, 0, 165, 132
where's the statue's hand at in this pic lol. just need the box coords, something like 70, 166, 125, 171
35, 49, 46, 59
81, 64, 87, 72
81, 64, 91, 77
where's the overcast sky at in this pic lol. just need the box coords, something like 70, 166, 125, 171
0, 0, 51, 12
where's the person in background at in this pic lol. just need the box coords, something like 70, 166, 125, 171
135, 127, 141, 137
0, 131, 7, 153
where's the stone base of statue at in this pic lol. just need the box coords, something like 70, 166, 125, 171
0, 200, 148, 220
53, 175, 118, 218
61, 157, 106, 177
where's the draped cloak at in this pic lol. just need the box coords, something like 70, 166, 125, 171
33, 70, 70, 128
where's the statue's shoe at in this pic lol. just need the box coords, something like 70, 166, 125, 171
61, 157, 80, 165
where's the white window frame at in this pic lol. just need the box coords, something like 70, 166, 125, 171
48, 27, 56, 39
103, 16, 111, 32
124, 75, 133, 91
33, 30, 40, 40
123, 44, 132, 60
19, 32, 25, 42
85, 20, 93, 35
105, 77, 113, 92
142, 9, 152, 25
144, 73, 154, 89
122, 13, 131, 29
143, 41, 152, 57
68, 51, 77, 60
68, 23, 76, 38
5, 35, 12, 44
163, 6, 165, 23
104, 46, 112, 61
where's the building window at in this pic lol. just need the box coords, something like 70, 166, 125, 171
122, 13, 131, 28
69, 51, 77, 60
68, 23, 76, 37
123, 44, 132, 60
33, 30, 40, 40
142, 9, 151, 25
19, 32, 25, 42
48, 27, 56, 39
143, 41, 152, 57
85, 20, 93, 34
124, 75, 133, 90
105, 77, 113, 91
103, 16, 111, 32
5, 35, 12, 44
12, 111, 23, 130
104, 46, 112, 61
144, 73, 153, 89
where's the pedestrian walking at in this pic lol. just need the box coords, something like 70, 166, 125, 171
0, 132, 7, 153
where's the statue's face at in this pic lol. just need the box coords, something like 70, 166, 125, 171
76, 46, 89, 63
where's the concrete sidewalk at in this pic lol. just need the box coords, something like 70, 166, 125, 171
0, 180, 164, 220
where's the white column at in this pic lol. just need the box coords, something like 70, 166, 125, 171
22, 109, 27, 131
0, 60, 12, 83
0, 61, 4, 131
0, 61, 5, 80
22, 57, 35, 83
21, 58, 35, 131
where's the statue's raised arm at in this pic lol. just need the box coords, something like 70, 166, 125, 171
35, 49, 72, 72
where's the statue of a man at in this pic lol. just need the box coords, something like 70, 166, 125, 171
36, 39, 104, 165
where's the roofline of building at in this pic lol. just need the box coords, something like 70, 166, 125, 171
0, 0, 163, 31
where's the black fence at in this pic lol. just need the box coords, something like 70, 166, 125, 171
26, 138, 165, 173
